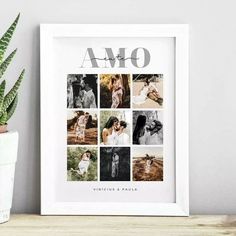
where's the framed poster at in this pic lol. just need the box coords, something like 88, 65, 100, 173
40, 24, 189, 216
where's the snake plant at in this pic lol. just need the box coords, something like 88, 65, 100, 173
0, 14, 25, 126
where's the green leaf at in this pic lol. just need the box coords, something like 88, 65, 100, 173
0, 49, 17, 79
0, 80, 6, 111
0, 14, 20, 64
0, 111, 7, 125
0, 69, 24, 116
6, 93, 18, 122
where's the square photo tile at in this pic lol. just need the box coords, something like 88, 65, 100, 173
132, 147, 163, 181
67, 110, 98, 145
100, 74, 130, 108
100, 110, 131, 145
132, 74, 163, 109
100, 147, 130, 181
67, 146, 98, 181
67, 74, 98, 108
133, 110, 163, 145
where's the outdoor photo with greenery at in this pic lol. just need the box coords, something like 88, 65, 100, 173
67, 147, 97, 181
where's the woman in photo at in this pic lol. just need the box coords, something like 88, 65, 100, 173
74, 86, 85, 108
132, 148, 163, 181
109, 75, 123, 108
133, 115, 147, 144
133, 115, 163, 145
111, 152, 119, 178
133, 78, 150, 105
133, 77, 162, 105
147, 76, 163, 106
100, 147, 130, 181
67, 74, 98, 108
101, 116, 119, 145
100, 74, 130, 108
77, 150, 92, 175
67, 111, 98, 145
68, 147, 97, 181
74, 112, 89, 142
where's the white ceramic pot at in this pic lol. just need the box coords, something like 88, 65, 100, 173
0, 131, 18, 223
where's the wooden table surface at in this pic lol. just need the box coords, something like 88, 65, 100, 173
0, 215, 235, 236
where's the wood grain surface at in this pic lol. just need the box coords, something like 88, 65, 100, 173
0, 215, 235, 236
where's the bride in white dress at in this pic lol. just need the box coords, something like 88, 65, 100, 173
77, 151, 91, 175
133, 79, 159, 105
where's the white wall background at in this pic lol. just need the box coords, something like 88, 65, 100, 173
0, 0, 236, 214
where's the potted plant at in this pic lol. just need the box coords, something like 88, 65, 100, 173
0, 14, 25, 223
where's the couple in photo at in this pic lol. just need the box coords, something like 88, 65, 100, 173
100, 74, 130, 108
133, 115, 163, 145
67, 75, 97, 108
74, 112, 90, 142
71, 150, 94, 175
100, 147, 130, 181
67, 110, 97, 145
133, 76, 163, 106
101, 116, 129, 145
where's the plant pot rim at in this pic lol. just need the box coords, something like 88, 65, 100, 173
0, 124, 8, 134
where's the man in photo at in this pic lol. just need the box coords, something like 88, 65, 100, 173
67, 110, 98, 145
132, 147, 163, 181
100, 147, 130, 181
146, 120, 163, 145
82, 76, 97, 108
133, 111, 163, 145
100, 74, 130, 108
67, 147, 97, 181
115, 121, 129, 145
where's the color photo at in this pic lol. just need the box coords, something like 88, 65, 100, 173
132, 74, 163, 109
67, 146, 98, 181
132, 147, 163, 181
100, 110, 131, 145
100, 74, 130, 108
67, 110, 98, 145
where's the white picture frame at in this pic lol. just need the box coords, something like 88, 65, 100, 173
40, 24, 189, 216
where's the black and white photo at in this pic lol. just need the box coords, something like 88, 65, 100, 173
133, 111, 163, 145
67, 74, 98, 108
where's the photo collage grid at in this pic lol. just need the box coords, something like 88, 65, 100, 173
67, 74, 164, 182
